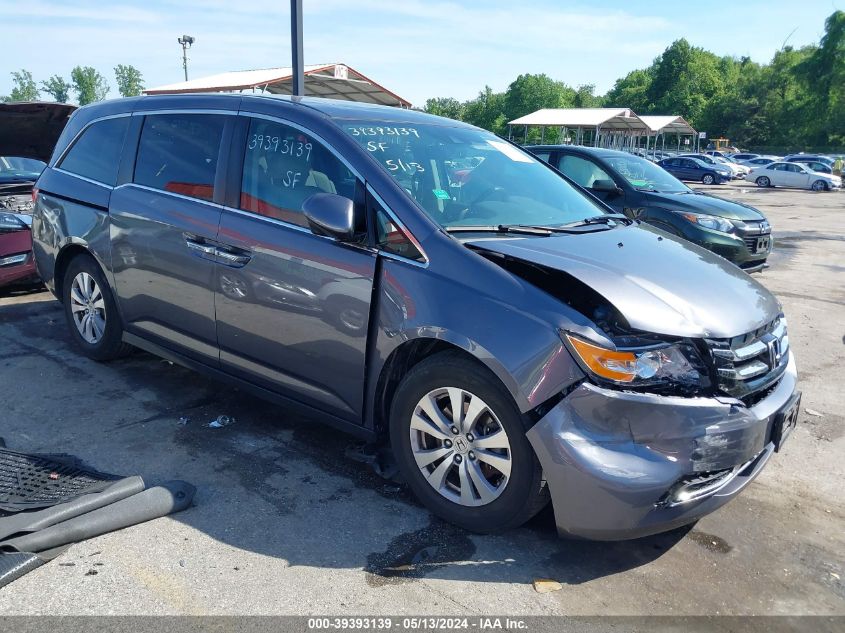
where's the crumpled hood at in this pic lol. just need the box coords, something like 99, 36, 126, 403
0, 102, 76, 162
468, 225, 781, 339
643, 190, 766, 221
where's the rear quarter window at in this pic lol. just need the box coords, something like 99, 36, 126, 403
133, 114, 227, 201
58, 117, 129, 186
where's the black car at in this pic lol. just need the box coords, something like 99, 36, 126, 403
526, 146, 772, 272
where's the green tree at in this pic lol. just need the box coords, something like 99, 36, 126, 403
114, 64, 145, 97
503, 73, 575, 123
463, 86, 507, 134
3, 69, 39, 102
71, 66, 109, 105
604, 69, 652, 111
40, 75, 72, 103
573, 84, 604, 108
423, 97, 465, 121
646, 39, 726, 124
796, 11, 845, 145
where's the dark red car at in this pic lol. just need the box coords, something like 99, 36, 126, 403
0, 102, 75, 289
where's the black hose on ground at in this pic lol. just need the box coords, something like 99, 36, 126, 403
0, 481, 195, 554
0, 476, 146, 541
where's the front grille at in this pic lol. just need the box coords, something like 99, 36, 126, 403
706, 317, 789, 403
743, 236, 758, 250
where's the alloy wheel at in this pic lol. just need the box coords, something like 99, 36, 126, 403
409, 387, 512, 507
69, 272, 106, 344
811, 180, 827, 191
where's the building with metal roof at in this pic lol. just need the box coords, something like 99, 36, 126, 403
509, 107, 643, 130
144, 63, 411, 108
507, 108, 699, 152
637, 115, 696, 136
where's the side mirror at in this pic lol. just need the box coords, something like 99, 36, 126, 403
592, 179, 622, 195
303, 193, 357, 241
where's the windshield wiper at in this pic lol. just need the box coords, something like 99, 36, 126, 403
444, 225, 554, 236
562, 213, 632, 228
445, 216, 631, 237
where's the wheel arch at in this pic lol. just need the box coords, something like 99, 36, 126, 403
371, 337, 521, 439
54, 242, 103, 303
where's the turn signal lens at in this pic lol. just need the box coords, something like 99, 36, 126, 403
565, 335, 638, 382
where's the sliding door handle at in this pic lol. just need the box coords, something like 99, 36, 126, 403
184, 237, 217, 256
215, 247, 251, 267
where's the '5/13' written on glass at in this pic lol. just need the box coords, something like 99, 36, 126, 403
248, 135, 312, 161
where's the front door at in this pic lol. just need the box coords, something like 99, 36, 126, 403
214, 115, 376, 421
110, 112, 229, 363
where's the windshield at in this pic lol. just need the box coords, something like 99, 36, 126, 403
341, 121, 606, 228
0, 156, 45, 182
603, 154, 689, 193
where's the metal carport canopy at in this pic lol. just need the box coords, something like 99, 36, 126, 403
637, 115, 697, 135
508, 107, 647, 130
144, 63, 411, 107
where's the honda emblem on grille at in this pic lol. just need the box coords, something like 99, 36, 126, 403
767, 338, 781, 368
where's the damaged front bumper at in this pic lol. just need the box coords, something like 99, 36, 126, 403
527, 352, 798, 540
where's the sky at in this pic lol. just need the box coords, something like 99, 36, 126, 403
1, 0, 841, 106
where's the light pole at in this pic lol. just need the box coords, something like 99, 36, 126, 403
290, 0, 304, 96
178, 35, 195, 82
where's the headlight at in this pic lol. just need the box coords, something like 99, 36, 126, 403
564, 334, 710, 391
681, 212, 735, 233
0, 212, 27, 232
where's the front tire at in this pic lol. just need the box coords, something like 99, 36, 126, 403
756, 176, 771, 188
62, 255, 132, 361
811, 179, 828, 192
702, 173, 715, 185
389, 352, 548, 533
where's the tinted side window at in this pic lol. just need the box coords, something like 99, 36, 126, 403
133, 114, 226, 201
240, 118, 356, 228
532, 151, 551, 163
59, 117, 129, 186
558, 155, 611, 188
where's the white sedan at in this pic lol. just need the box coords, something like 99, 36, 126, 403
749, 161, 842, 191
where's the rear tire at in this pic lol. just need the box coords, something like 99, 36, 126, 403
62, 255, 133, 361
702, 174, 715, 185
756, 176, 771, 188
389, 351, 549, 533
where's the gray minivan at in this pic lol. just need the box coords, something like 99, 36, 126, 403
31, 94, 799, 540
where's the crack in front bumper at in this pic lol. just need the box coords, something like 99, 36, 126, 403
527, 352, 798, 540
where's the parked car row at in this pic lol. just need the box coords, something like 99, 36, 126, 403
3, 94, 799, 542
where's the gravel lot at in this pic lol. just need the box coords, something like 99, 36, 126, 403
0, 182, 842, 616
